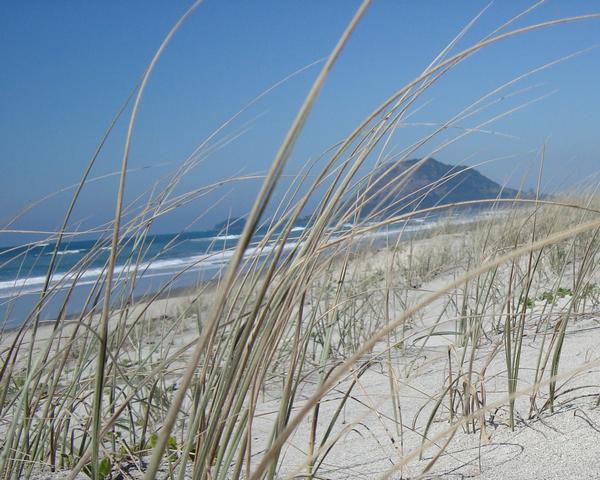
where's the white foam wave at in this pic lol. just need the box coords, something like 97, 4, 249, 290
0, 218, 453, 299
0, 246, 245, 298
212, 234, 240, 240
46, 249, 84, 256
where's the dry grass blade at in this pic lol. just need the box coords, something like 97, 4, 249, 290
142, 2, 372, 478
90, 1, 205, 478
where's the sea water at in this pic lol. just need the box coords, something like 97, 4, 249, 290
0, 216, 452, 328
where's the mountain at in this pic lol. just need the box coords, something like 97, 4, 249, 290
355, 158, 525, 218
209, 158, 526, 231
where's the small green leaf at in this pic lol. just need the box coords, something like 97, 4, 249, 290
98, 457, 111, 480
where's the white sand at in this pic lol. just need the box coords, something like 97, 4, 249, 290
8, 229, 600, 479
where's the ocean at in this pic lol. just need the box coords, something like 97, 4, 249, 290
0, 216, 450, 329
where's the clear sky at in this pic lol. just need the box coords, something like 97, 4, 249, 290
1, 1, 599, 241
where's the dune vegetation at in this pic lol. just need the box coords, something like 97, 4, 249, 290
2, 2, 600, 479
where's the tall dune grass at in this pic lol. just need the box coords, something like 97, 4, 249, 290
2, 2, 600, 479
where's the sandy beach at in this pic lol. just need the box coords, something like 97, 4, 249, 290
5, 217, 600, 479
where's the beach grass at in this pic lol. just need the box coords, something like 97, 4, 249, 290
2, 2, 600, 479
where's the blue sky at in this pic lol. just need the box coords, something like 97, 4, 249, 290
1, 1, 599, 241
